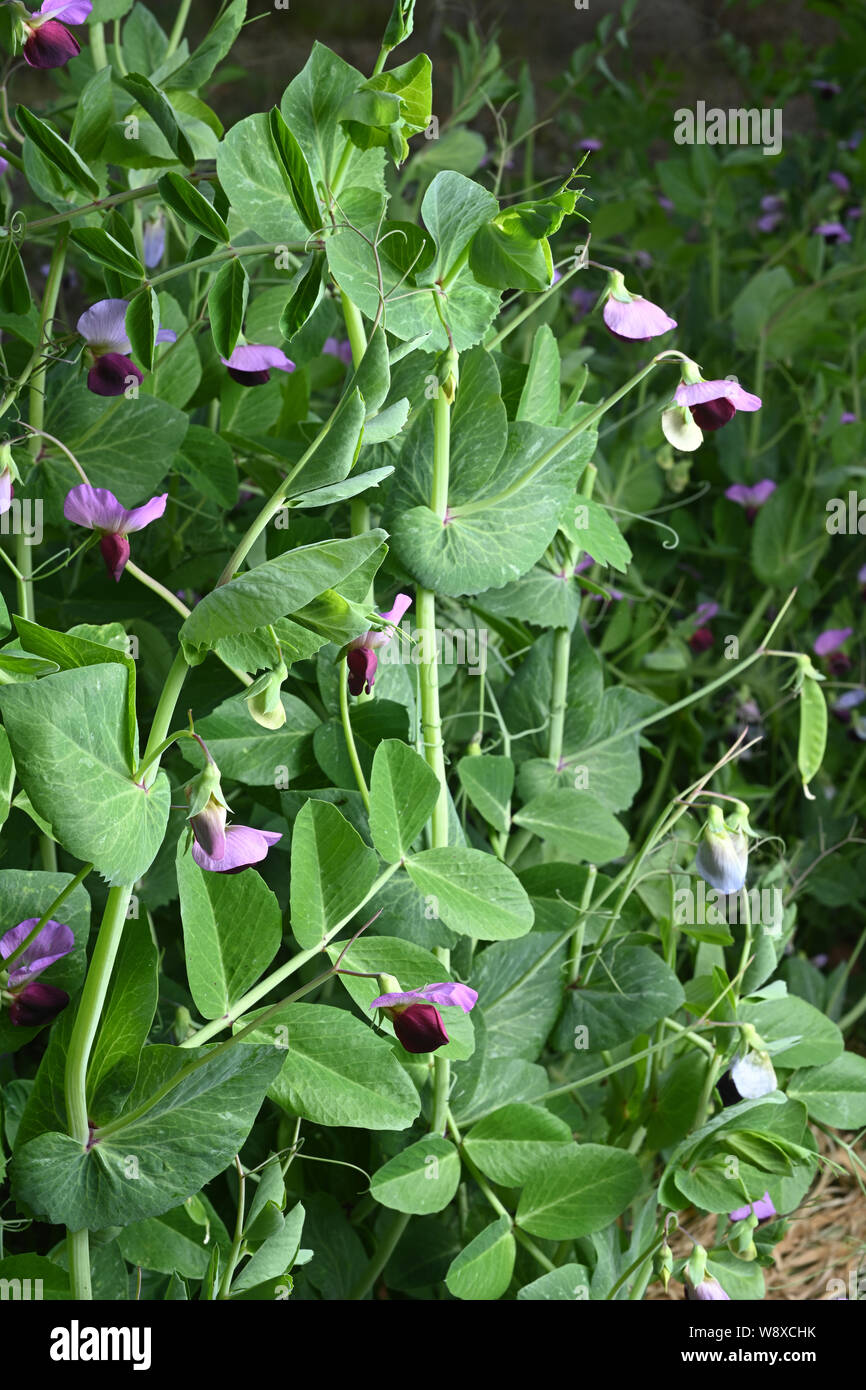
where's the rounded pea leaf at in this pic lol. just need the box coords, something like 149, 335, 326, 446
369, 739, 440, 862
463, 1103, 574, 1187
516, 1145, 642, 1239
289, 799, 379, 950
404, 847, 533, 940
370, 1136, 460, 1214
517, 1263, 592, 1300
788, 1054, 866, 1129
445, 1215, 515, 1301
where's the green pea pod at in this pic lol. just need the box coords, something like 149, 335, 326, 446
798, 673, 827, 800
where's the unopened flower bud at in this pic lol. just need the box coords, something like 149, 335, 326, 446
246, 661, 288, 730
695, 804, 748, 893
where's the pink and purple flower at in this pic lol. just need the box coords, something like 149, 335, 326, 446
814, 626, 854, 676
221, 343, 295, 387
191, 824, 282, 874
725, 479, 776, 522
21, 0, 91, 69
1, 917, 74, 1027
346, 593, 412, 696
77, 298, 176, 397
814, 221, 852, 245
370, 980, 478, 1054
63, 483, 167, 582
673, 377, 763, 432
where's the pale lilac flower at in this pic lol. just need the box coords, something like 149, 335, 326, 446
729, 1193, 776, 1223
323, 337, 353, 367
0, 155, 8, 177
603, 288, 677, 341
761, 195, 785, 213
192, 825, 282, 874
657, 194, 675, 213
841, 412, 858, 423
579, 138, 603, 152
847, 206, 863, 221
22, 0, 91, 68
221, 343, 295, 387
142, 214, 166, 268
814, 221, 852, 244
829, 170, 851, 193
370, 981, 478, 1013
0, 467, 12, 516
64, 483, 167, 582
812, 80, 841, 98
814, 627, 853, 657
757, 212, 783, 233
725, 479, 776, 521
687, 1276, 730, 1301
346, 593, 412, 696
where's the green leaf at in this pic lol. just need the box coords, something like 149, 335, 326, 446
179, 532, 385, 662
179, 688, 318, 784
0, 245, 31, 316
370, 1136, 460, 1214
13, 1044, 284, 1229
445, 1215, 515, 1300
174, 424, 238, 508
289, 800, 379, 950
282, 387, 367, 498
404, 847, 534, 940
14, 617, 137, 759
513, 789, 629, 863
70, 227, 143, 278
421, 171, 498, 281
70, 66, 114, 161
118, 1199, 231, 1279
168, 0, 246, 89
216, 112, 308, 245
560, 495, 633, 574
232, 1200, 305, 1292
463, 1103, 574, 1186
0, 1255, 70, 1300
243, 1003, 421, 1130
788, 1054, 866, 1128
516, 1145, 642, 1239
87, 912, 159, 1122
368, 739, 440, 862
125, 288, 160, 370
280, 42, 386, 192
157, 171, 230, 242
472, 934, 566, 1060
0, 665, 170, 885
556, 946, 684, 1052
119, 73, 195, 167
516, 325, 561, 426
739, 995, 843, 1069
517, 1263, 592, 1300
279, 254, 325, 341
208, 257, 249, 360
456, 755, 513, 833
46, 376, 188, 505
267, 107, 321, 232
16, 105, 100, 198
176, 844, 282, 1021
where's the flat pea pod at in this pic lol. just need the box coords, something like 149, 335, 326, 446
797, 673, 827, 799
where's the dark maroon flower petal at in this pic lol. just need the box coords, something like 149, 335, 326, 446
392, 1002, 450, 1053
23, 20, 80, 70
99, 532, 130, 583
827, 651, 851, 677
87, 352, 143, 397
347, 646, 378, 696
689, 398, 737, 431
227, 367, 271, 387
9, 981, 70, 1027
689, 627, 714, 654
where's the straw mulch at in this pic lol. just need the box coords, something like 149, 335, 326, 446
645, 1131, 866, 1300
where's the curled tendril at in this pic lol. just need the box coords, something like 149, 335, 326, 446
604, 486, 713, 550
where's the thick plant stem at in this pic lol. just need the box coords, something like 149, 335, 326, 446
64, 650, 188, 1300
18, 231, 67, 622
339, 660, 370, 810
418, 360, 457, 1135
89, 22, 108, 69
65, 883, 132, 1300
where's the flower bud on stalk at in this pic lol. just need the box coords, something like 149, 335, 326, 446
695, 803, 750, 894
186, 759, 232, 862
369, 975, 478, 1054
246, 661, 289, 730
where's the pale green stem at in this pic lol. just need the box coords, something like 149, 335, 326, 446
346, 1211, 411, 1300
89, 22, 108, 69
339, 660, 370, 810
166, 0, 193, 56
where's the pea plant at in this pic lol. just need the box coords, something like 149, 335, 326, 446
0, 0, 863, 1305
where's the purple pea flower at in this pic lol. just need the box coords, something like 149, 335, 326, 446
674, 377, 762, 432
0, 155, 8, 177
841, 412, 858, 423
847, 205, 863, 221
602, 270, 677, 341
221, 343, 295, 387
64, 483, 167, 582
811, 79, 841, 98
0, 466, 13, 516
191, 825, 282, 874
1, 918, 74, 1027
757, 212, 782, 233
814, 626, 854, 677
725, 479, 776, 522
814, 221, 852, 245
22, 0, 91, 69
77, 299, 176, 397
370, 979, 478, 1054
729, 1192, 776, 1224
323, 337, 354, 367
657, 194, 675, 213
142, 214, 166, 269
346, 593, 412, 696
828, 170, 851, 193
859, 562, 866, 596
579, 138, 603, 152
